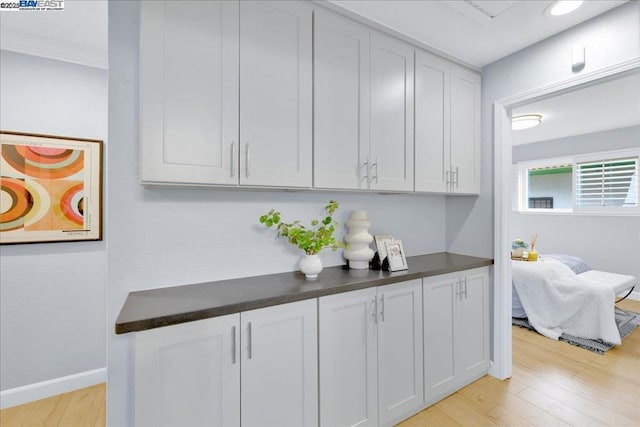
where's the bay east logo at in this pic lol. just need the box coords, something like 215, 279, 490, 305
0, 0, 64, 11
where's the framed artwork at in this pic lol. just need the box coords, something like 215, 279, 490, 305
374, 234, 394, 260
384, 239, 408, 272
1, 131, 103, 244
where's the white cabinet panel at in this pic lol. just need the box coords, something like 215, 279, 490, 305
415, 50, 481, 195
455, 268, 489, 378
140, 1, 239, 185
378, 279, 424, 426
423, 267, 489, 405
415, 50, 450, 193
370, 33, 415, 192
319, 287, 378, 427
423, 274, 457, 403
314, 10, 370, 190
319, 280, 423, 427
450, 65, 481, 194
241, 299, 318, 427
239, 0, 312, 188
134, 314, 240, 427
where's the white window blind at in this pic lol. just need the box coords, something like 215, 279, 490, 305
576, 157, 639, 208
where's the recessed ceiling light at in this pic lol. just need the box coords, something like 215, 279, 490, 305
512, 114, 542, 130
545, 0, 584, 16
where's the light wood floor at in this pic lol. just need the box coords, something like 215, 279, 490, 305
2, 300, 638, 427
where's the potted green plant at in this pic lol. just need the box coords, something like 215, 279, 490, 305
259, 200, 342, 279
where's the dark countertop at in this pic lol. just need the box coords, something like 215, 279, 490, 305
115, 252, 493, 334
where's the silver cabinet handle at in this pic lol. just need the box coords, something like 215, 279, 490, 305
231, 326, 237, 364
455, 166, 459, 189
372, 297, 378, 324
247, 322, 252, 359
455, 280, 461, 299
230, 142, 235, 177
371, 157, 379, 184
361, 159, 369, 183
379, 294, 385, 322
245, 143, 250, 178
463, 277, 468, 299
446, 170, 451, 192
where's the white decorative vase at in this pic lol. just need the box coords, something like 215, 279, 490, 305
343, 210, 374, 269
300, 254, 323, 280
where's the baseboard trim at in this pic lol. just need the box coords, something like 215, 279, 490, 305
0, 367, 106, 409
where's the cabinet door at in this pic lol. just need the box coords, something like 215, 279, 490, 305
450, 65, 481, 194
422, 273, 458, 404
455, 268, 489, 381
241, 299, 318, 427
134, 314, 240, 427
369, 32, 414, 192
239, 1, 312, 188
415, 50, 450, 193
319, 287, 378, 427
314, 10, 370, 190
378, 280, 424, 426
140, 1, 239, 185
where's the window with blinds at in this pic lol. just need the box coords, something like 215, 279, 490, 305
576, 157, 639, 209
515, 149, 639, 215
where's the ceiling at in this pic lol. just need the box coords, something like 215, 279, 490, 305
331, 0, 628, 68
0, 1, 628, 71
511, 72, 640, 145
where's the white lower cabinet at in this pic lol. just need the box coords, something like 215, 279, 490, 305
241, 299, 318, 427
423, 267, 490, 405
134, 299, 317, 427
319, 279, 423, 427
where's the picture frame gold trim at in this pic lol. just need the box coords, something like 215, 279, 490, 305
1, 131, 103, 244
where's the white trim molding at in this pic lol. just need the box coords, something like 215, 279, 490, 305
491, 58, 640, 381
0, 368, 106, 410
0, 28, 107, 70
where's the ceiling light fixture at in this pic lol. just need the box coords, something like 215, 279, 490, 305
545, 0, 584, 16
512, 114, 542, 130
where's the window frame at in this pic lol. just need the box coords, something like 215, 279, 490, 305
516, 148, 640, 216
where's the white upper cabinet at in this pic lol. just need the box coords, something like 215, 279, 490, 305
140, 1, 239, 185
239, 1, 312, 188
140, 1, 480, 194
450, 65, 481, 194
314, 12, 414, 191
415, 50, 450, 193
369, 33, 415, 192
415, 50, 481, 194
314, 10, 370, 190
140, 0, 312, 188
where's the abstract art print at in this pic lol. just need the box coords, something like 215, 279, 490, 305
0, 131, 103, 244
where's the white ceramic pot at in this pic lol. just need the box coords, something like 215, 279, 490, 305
343, 210, 374, 269
300, 254, 323, 280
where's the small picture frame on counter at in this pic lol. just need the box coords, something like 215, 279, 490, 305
384, 239, 408, 272
374, 234, 394, 261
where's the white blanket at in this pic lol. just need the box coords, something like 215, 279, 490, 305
512, 259, 620, 345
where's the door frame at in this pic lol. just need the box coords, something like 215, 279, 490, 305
491, 57, 640, 380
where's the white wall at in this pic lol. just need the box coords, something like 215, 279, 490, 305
455, 1, 640, 364
448, 1, 640, 259
106, 2, 447, 424
513, 126, 640, 162
511, 125, 640, 282
0, 51, 107, 391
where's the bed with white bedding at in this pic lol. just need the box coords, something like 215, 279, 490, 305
511, 254, 636, 345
